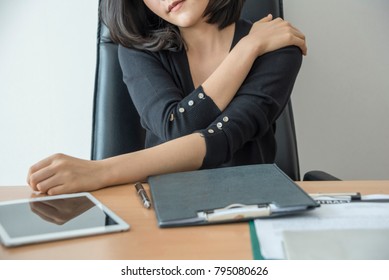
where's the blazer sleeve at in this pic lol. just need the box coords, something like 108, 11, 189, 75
199, 46, 303, 168
118, 45, 222, 142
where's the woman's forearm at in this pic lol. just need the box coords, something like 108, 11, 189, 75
202, 38, 257, 111
202, 15, 307, 112
100, 133, 206, 186
26, 133, 206, 195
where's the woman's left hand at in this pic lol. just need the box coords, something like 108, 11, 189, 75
27, 153, 107, 195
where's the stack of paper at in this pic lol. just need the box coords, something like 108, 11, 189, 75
254, 203, 389, 259
282, 228, 389, 260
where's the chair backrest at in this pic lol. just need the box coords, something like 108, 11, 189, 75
91, 0, 301, 180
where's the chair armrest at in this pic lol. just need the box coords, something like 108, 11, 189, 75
303, 170, 341, 181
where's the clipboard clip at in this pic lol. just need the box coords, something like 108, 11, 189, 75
197, 204, 271, 222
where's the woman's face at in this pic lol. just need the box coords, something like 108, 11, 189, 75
143, 0, 210, 28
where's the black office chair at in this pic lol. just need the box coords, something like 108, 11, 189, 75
91, 0, 339, 181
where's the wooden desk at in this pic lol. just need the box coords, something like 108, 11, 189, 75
1, 181, 388, 260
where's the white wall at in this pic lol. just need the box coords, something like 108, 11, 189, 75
0, 0, 388, 186
284, 0, 389, 180
0, 0, 98, 185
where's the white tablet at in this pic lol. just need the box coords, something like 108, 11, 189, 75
0, 192, 130, 247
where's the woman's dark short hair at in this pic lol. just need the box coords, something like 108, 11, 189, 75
100, 0, 245, 52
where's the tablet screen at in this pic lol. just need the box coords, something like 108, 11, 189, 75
0, 193, 129, 247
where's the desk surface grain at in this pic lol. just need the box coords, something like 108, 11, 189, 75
1, 181, 388, 260
0, 184, 251, 260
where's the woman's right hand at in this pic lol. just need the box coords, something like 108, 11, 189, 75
246, 14, 307, 56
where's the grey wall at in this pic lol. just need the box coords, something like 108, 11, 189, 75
0, 0, 388, 185
284, 0, 389, 179
0, 0, 98, 185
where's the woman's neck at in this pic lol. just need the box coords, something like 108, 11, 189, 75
179, 22, 235, 56
179, 22, 236, 88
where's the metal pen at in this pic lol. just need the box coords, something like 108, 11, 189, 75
309, 192, 360, 204
309, 192, 389, 204
135, 182, 151, 209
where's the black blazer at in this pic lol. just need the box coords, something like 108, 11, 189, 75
118, 19, 302, 168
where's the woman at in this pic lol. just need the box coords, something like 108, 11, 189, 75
27, 0, 307, 195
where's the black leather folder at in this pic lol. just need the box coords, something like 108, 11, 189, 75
148, 164, 319, 227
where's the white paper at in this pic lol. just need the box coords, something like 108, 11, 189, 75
254, 203, 389, 259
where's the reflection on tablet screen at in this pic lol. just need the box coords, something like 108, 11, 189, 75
0, 196, 117, 239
